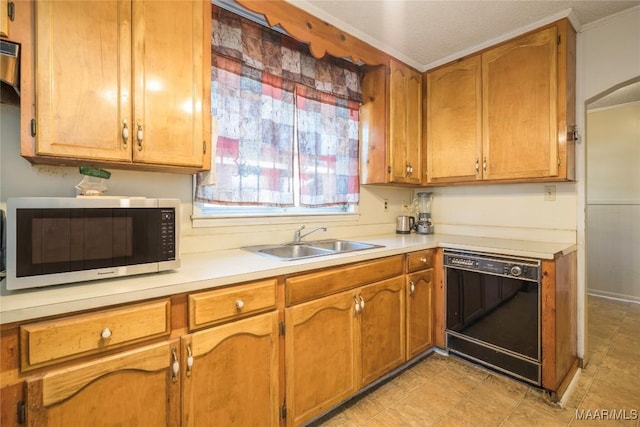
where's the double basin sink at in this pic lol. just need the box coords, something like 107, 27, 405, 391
244, 239, 384, 261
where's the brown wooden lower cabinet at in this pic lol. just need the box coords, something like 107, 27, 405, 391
285, 289, 360, 427
360, 277, 406, 386
182, 311, 280, 426
285, 274, 406, 426
406, 268, 434, 359
24, 340, 181, 426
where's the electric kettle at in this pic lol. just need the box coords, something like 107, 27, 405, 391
396, 216, 415, 234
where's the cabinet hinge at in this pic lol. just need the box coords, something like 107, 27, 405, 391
203, 140, 206, 155
17, 401, 25, 424
279, 321, 285, 336
8, 2, 15, 21
557, 35, 561, 45
30, 119, 36, 137
280, 403, 287, 420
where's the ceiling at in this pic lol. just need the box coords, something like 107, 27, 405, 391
290, 0, 640, 72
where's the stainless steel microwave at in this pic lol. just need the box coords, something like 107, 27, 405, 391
5, 197, 180, 290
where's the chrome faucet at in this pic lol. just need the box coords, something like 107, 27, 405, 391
292, 225, 327, 244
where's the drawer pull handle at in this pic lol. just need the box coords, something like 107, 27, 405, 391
235, 300, 245, 311
186, 344, 194, 376
171, 348, 179, 382
420, 257, 428, 263
100, 328, 112, 340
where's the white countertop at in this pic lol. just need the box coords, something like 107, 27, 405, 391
0, 233, 575, 324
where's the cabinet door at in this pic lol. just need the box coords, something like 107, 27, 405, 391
25, 340, 180, 427
426, 55, 482, 183
0, 0, 8, 37
389, 60, 422, 184
285, 290, 359, 427
131, 0, 207, 168
406, 269, 433, 359
35, 0, 132, 162
182, 311, 279, 427
482, 26, 558, 180
359, 276, 405, 385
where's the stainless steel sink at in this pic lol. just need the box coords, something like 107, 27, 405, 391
243, 239, 384, 261
306, 239, 381, 252
257, 244, 334, 259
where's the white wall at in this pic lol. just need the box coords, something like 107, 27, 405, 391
427, 182, 577, 243
576, 5, 640, 359
586, 103, 640, 301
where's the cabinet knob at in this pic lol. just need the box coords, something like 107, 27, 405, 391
100, 328, 112, 340
483, 157, 487, 172
235, 300, 245, 311
409, 280, 416, 296
475, 159, 480, 173
420, 257, 428, 263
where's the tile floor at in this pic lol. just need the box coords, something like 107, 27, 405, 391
312, 296, 640, 426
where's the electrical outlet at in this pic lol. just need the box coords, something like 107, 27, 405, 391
384, 199, 388, 212
544, 185, 556, 201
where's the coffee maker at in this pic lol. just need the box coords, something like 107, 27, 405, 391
412, 192, 434, 234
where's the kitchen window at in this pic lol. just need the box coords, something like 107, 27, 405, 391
194, 4, 361, 220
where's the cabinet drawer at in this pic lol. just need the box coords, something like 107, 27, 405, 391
286, 255, 404, 305
188, 279, 277, 330
20, 299, 171, 370
407, 249, 435, 272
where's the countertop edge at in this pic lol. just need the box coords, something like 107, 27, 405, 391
0, 233, 575, 325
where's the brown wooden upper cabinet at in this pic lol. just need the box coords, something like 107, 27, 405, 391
22, 0, 211, 174
426, 19, 576, 184
360, 59, 423, 185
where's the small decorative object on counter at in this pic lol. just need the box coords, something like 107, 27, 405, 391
75, 166, 111, 196
413, 192, 434, 234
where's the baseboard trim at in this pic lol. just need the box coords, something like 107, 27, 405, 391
587, 290, 640, 304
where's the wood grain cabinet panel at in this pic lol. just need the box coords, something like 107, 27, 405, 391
20, 299, 171, 370
482, 25, 558, 180
360, 276, 405, 386
26, 0, 211, 173
426, 55, 482, 183
285, 255, 404, 305
25, 340, 181, 427
284, 258, 406, 425
389, 59, 423, 184
0, 0, 9, 37
406, 269, 433, 359
361, 60, 423, 185
182, 311, 279, 426
407, 249, 436, 272
285, 290, 360, 427
425, 19, 576, 184
188, 279, 277, 330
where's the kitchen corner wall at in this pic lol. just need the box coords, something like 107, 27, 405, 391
425, 182, 577, 243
